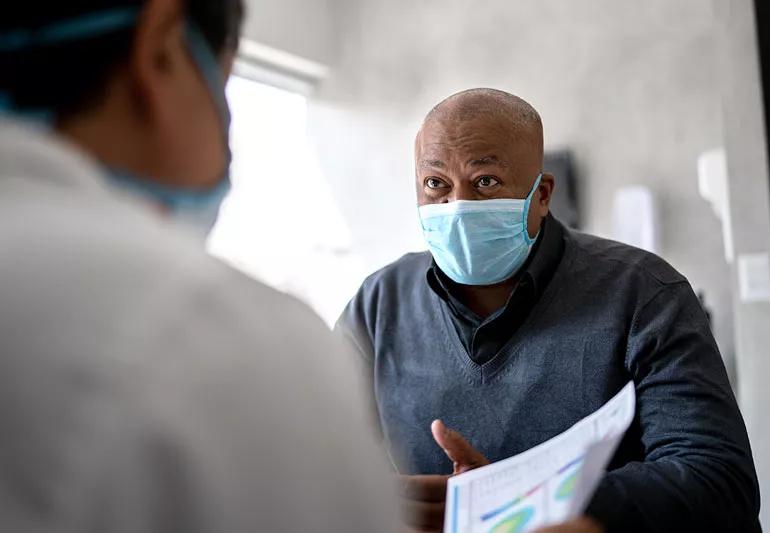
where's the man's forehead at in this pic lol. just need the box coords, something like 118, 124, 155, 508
418, 114, 519, 145
418, 153, 508, 169
417, 116, 541, 158
416, 128, 515, 167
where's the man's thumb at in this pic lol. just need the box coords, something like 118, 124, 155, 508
431, 419, 489, 474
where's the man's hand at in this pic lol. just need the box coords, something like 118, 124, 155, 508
399, 420, 489, 532
400, 474, 449, 532
535, 517, 604, 533
430, 419, 489, 474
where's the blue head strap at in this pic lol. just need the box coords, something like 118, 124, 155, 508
0, 8, 232, 212
0, 8, 139, 53
0, 7, 138, 116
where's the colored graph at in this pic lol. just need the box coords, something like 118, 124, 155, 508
480, 484, 540, 523
555, 469, 579, 500
554, 458, 583, 501
489, 506, 535, 533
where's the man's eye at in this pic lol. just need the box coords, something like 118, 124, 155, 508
476, 176, 500, 188
426, 178, 449, 189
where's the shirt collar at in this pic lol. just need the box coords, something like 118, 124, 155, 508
522, 213, 565, 295
426, 213, 565, 305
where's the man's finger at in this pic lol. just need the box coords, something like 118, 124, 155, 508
399, 474, 448, 502
431, 419, 489, 474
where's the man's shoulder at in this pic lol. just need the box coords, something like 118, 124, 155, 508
566, 229, 687, 287
0, 185, 331, 356
358, 251, 433, 295
339, 251, 432, 332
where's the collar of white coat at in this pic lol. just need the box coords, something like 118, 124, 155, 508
0, 118, 112, 195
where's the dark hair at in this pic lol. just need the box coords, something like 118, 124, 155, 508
0, 0, 244, 118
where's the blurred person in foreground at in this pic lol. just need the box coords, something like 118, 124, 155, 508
337, 89, 761, 533
0, 1, 399, 531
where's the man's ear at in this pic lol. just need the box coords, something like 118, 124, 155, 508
537, 172, 555, 216
128, 0, 186, 122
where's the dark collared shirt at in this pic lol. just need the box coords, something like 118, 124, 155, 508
427, 215, 565, 365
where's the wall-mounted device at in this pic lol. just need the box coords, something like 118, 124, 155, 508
697, 148, 735, 264
611, 186, 659, 254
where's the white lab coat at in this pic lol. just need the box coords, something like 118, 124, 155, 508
0, 120, 398, 533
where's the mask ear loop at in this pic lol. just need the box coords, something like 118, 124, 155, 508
522, 173, 544, 245
177, 21, 232, 206
183, 22, 232, 159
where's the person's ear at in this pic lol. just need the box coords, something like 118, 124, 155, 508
536, 172, 555, 216
128, 0, 186, 123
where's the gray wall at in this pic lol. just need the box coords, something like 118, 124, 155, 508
242, 0, 339, 65
242, 0, 769, 522
308, 0, 736, 367
716, 0, 770, 525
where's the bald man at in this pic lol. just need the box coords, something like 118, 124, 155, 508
337, 89, 761, 533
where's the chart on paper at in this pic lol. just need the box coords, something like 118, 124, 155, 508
444, 382, 636, 533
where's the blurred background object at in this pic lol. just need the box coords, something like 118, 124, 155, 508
544, 150, 580, 229
611, 186, 659, 255
206, 1, 770, 525
698, 148, 734, 263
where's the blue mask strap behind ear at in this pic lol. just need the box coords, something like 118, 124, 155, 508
522, 173, 543, 245
184, 23, 232, 145
182, 22, 232, 184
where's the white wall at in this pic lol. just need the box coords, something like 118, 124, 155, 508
308, 0, 736, 369
716, 0, 770, 526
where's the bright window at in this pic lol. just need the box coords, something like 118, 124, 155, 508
208, 76, 362, 325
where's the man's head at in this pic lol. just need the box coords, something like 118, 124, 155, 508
415, 88, 554, 237
0, 0, 244, 191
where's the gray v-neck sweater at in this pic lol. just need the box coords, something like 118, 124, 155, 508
337, 220, 760, 532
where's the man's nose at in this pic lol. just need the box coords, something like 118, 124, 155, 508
449, 182, 477, 202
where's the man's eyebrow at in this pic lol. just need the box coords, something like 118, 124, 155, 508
468, 155, 505, 167
420, 159, 446, 169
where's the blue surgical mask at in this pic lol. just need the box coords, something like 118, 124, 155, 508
0, 8, 232, 237
419, 174, 543, 286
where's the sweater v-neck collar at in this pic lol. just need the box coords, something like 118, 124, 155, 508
436, 225, 576, 384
